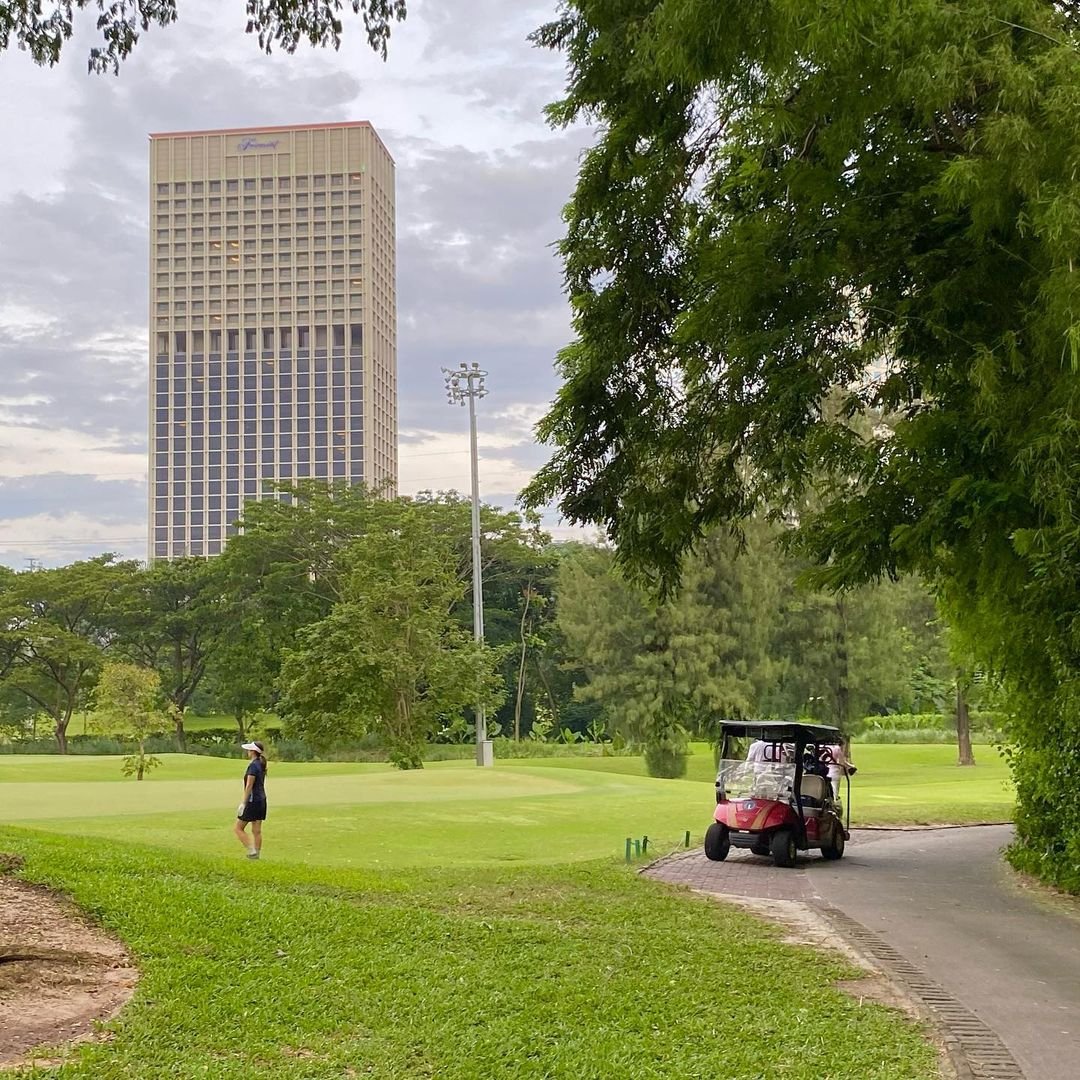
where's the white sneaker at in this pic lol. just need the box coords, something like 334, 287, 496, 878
247, 850, 259, 860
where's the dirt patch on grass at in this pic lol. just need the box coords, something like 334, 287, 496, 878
0, 858, 137, 1068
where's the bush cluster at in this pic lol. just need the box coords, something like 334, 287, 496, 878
0, 731, 634, 764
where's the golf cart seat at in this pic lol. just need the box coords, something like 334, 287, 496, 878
799, 773, 829, 810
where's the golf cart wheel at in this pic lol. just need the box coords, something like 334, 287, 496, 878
704, 822, 731, 862
771, 828, 797, 868
821, 826, 846, 861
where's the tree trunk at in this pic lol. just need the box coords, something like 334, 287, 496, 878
835, 597, 850, 729
173, 710, 186, 752
54, 685, 68, 754
534, 661, 560, 724
514, 587, 532, 741
235, 707, 246, 742
955, 677, 976, 767
137, 740, 145, 781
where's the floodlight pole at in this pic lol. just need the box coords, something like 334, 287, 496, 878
443, 363, 492, 768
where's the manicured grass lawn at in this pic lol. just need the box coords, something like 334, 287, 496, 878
0, 753, 384, 785
501, 742, 1015, 827
1, 743, 1014, 871
2, 757, 711, 867
0, 829, 939, 1079
0, 744, 1010, 1076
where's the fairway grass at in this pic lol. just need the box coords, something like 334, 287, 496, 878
0, 746, 991, 1076
3, 761, 710, 868
1, 745, 1014, 872
0, 829, 940, 1079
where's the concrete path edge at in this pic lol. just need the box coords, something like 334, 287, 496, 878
641, 855, 1025, 1080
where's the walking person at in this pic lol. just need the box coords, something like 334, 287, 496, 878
233, 740, 268, 860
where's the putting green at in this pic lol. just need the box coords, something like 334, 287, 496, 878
0, 743, 1014, 869
1, 757, 704, 868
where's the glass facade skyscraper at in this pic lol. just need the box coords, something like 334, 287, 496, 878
148, 122, 397, 559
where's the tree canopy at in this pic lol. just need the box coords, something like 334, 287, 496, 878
525, 0, 1080, 887
278, 498, 506, 768
0, 0, 406, 72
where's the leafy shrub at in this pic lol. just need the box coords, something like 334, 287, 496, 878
643, 737, 688, 779
852, 729, 999, 744
855, 712, 1005, 740
0, 731, 637, 763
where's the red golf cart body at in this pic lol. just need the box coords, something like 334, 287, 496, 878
705, 720, 851, 867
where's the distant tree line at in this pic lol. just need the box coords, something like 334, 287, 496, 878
0, 483, 970, 773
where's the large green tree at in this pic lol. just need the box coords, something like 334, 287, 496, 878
766, 570, 947, 730
526, 1, 1080, 889
556, 531, 773, 776
114, 556, 223, 750
1, 0, 406, 72
93, 661, 169, 780
221, 482, 560, 737
0, 556, 137, 752
278, 500, 505, 769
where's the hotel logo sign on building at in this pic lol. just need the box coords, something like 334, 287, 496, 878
237, 137, 280, 152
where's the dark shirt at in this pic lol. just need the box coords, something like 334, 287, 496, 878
245, 758, 266, 802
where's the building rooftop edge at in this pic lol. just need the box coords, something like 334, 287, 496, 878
148, 121, 393, 162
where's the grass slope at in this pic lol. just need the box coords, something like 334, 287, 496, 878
0, 829, 939, 1079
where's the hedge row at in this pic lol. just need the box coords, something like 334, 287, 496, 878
0, 732, 633, 763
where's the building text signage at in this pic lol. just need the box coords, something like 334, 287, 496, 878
237, 137, 280, 152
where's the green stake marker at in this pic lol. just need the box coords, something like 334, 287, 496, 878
625, 838, 633, 863
634, 839, 641, 857
684, 830, 691, 848
642, 835, 649, 854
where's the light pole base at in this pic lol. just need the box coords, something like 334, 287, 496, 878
476, 739, 494, 768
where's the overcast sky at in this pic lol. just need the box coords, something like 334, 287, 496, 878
0, 0, 594, 567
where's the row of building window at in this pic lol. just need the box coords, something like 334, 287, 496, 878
156, 543, 226, 556
156, 227, 360, 244
154, 460, 356, 478
154, 258, 362, 274
154, 373, 360, 390
151, 462, 359, 492
156, 174, 363, 195
155, 326, 362, 354
154, 446, 359, 472
155, 212, 358, 231
153, 416, 363, 440
156, 267, 360, 285
152, 461, 359, 487
157, 279, 361, 299
156, 191, 357, 210
155, 383, 355, 398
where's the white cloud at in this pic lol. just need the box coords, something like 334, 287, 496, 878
0, 303, 60, 341
0, 424, 145, 481
399, 429, 535, 496
0, 0, 588, 565
0, 511, 145, 565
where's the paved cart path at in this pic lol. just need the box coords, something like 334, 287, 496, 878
648, 826, 1080, 1080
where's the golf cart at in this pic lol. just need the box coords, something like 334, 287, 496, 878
704, 721, 852, 868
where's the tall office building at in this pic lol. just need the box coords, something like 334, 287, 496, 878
148, 122, 397, 559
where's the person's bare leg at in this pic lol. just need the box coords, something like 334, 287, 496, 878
234, 819, 250, 851
251, 820, 263, 855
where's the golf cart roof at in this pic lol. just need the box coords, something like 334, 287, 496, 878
718, 720, 844, 743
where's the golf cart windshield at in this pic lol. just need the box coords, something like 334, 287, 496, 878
716, 759, 796, 802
